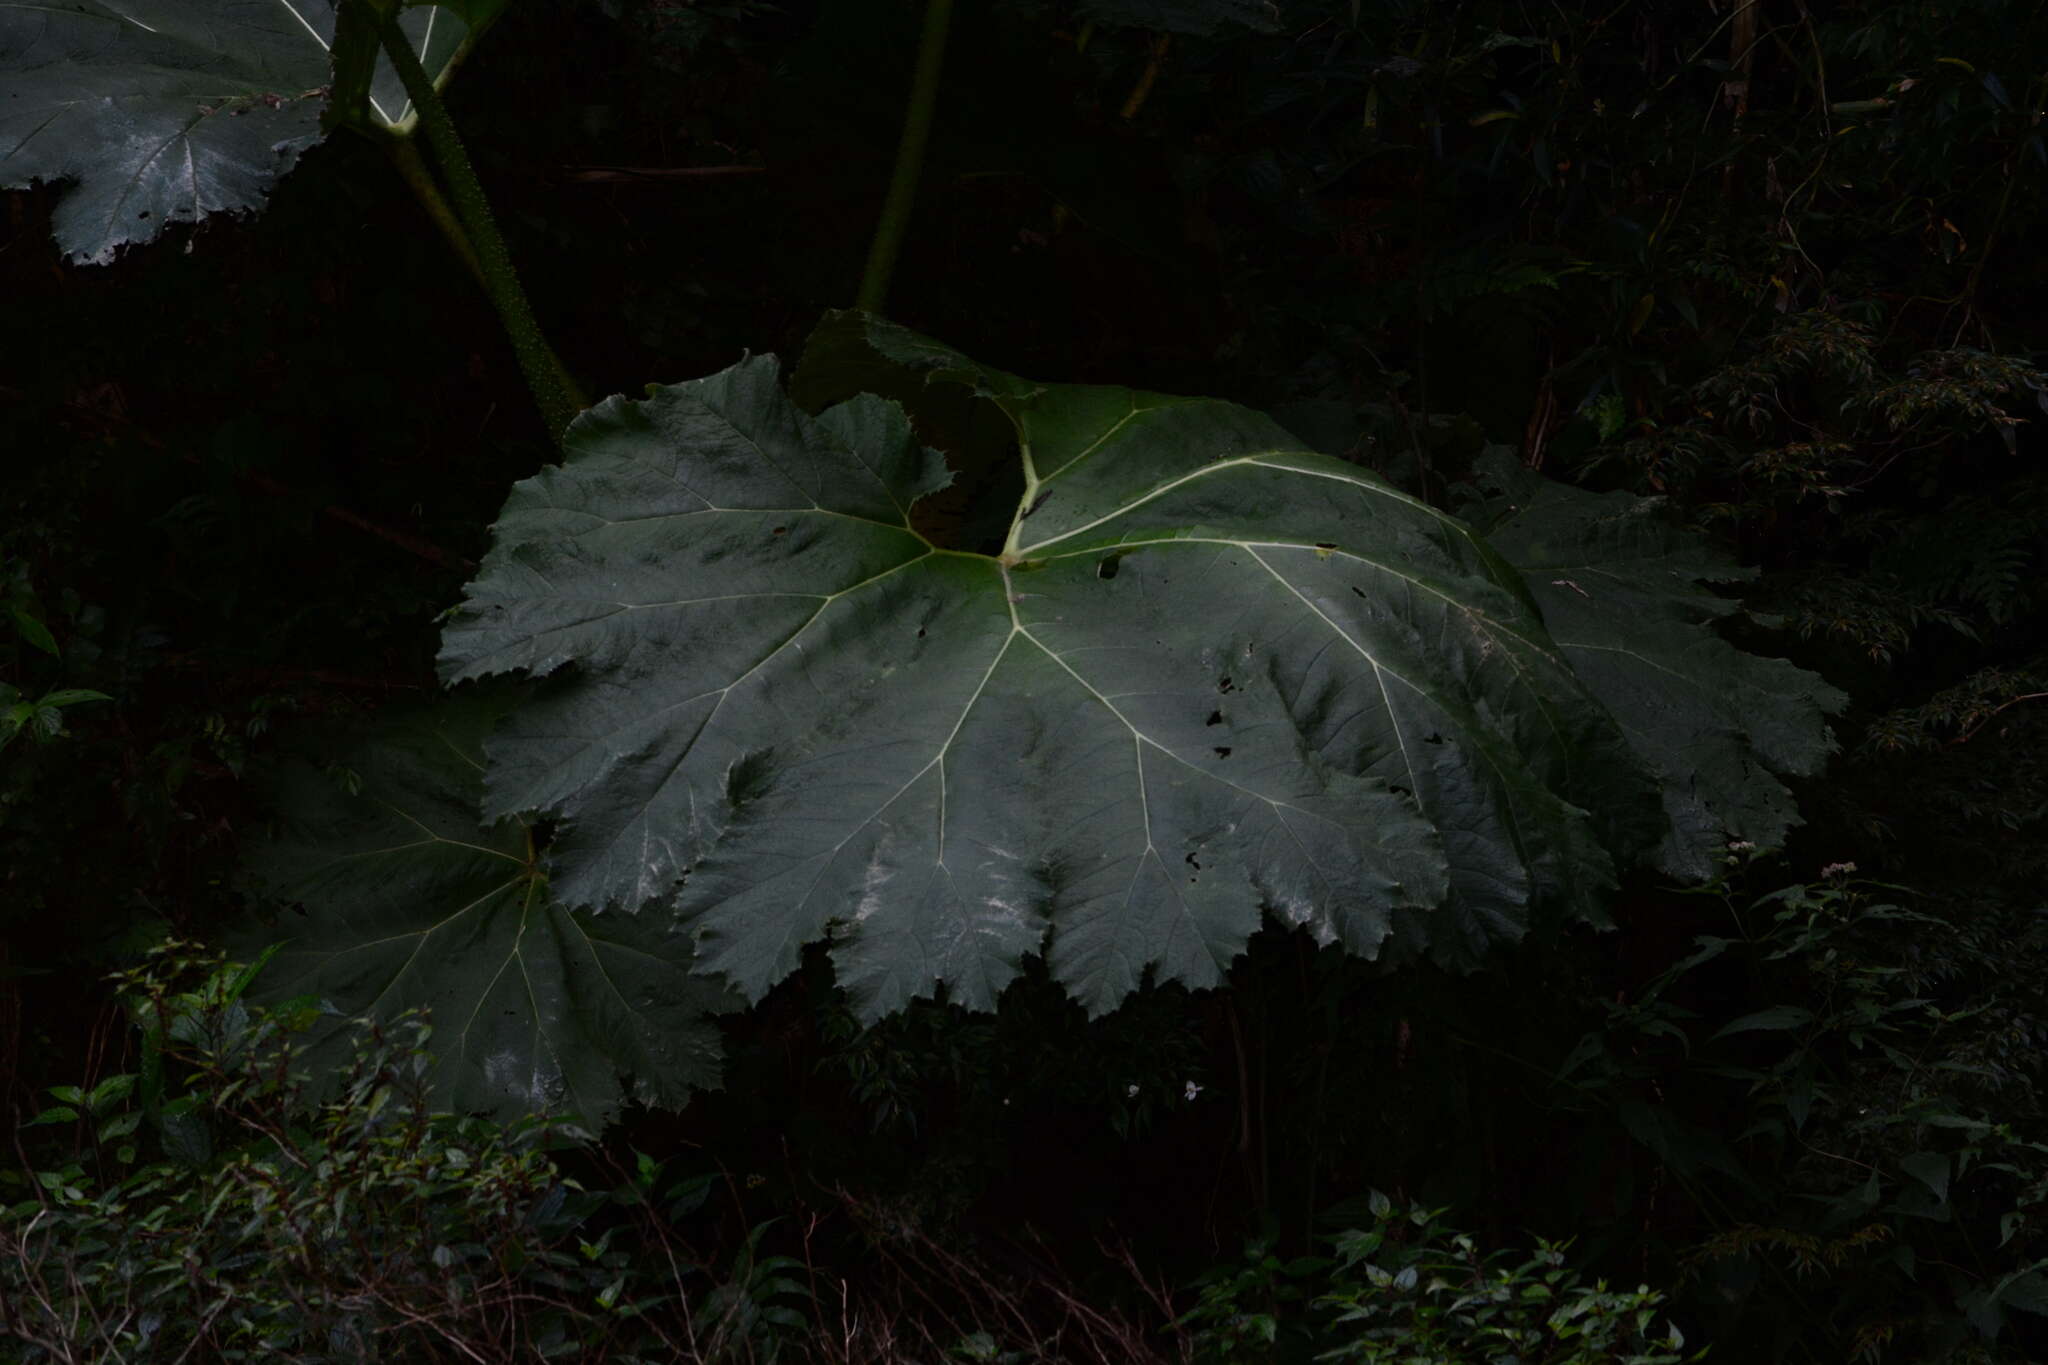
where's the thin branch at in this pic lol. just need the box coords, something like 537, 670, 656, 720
1954, 691, 2048, 746
560, 163, 766, 184
1120, 34, 1172, 120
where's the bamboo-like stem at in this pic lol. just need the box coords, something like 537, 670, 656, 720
374, 13, 584, 444
856, 0, 953, 315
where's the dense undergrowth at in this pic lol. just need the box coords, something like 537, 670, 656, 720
9, 859, 2044, 1361
4, 944, 1701, 1362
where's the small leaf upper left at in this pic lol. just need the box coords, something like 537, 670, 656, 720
1, 0, 488, 264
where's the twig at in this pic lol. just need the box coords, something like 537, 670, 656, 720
1121, 34, 1172, 120
79, 397, 475, 574
561, 164, 766, 183
183, 451, 473, 572
1954, 691, 2048, 746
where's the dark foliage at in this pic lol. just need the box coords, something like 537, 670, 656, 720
5, 0, 2046, 1359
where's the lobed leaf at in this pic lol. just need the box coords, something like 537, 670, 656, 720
240, 689, 736, 1121
1463, 451, 1847, 879
440, 319, 1677, 1020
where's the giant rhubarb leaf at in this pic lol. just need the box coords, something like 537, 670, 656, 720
440, 318, 1678, 1020
242, 691, 735, 1120
1462, 452, 1846, 880
0, 0, 494, 264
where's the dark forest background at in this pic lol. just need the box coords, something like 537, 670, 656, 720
5, 1, 2047, 1360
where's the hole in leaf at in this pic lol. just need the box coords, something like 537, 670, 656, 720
1351, 586, 1366, 598
1217, 677, 1234, 694
772, 525, 787, 536
1097, 554, 1122, 580
1205, 710, 1224, 726
916, 628, 927, 638
1184, 851, 1202, 870
724, 749, 776, 811
1315, 541, 1336, 550
1423, 732, 1443, 744
1389, 785, 1410, 797
1213, 747, 1232, 758
137, 211, 150, 219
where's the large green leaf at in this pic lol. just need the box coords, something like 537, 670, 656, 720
1, 0, 487, 264
440, 319, 1673, 1020
240, 691, 736, 1121
1463, 451, 1847, 880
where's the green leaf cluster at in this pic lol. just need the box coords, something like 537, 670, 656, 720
0, 941, 809, 1363
1178, 1193, 1699, 1365
1557, 869, 2048, 1359
0, 556, 109, 755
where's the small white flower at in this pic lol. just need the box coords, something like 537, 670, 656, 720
1184, 1080, 1203, 1102
1820, 861, 1857, 877
1125, 1084, 1140, 1099
1727, 840, 1757, 852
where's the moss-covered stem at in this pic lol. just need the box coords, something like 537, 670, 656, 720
856, 0, 953, 314
375, 14, 584, 444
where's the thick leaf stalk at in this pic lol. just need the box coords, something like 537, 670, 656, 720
373, 8, 584, 444
857, 0, 954, 314
385, 135, 486, 285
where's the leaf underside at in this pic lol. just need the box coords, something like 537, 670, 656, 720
440, 318, 1686, 1021
0, 0, 472, 264
240, 692, 736, 1122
